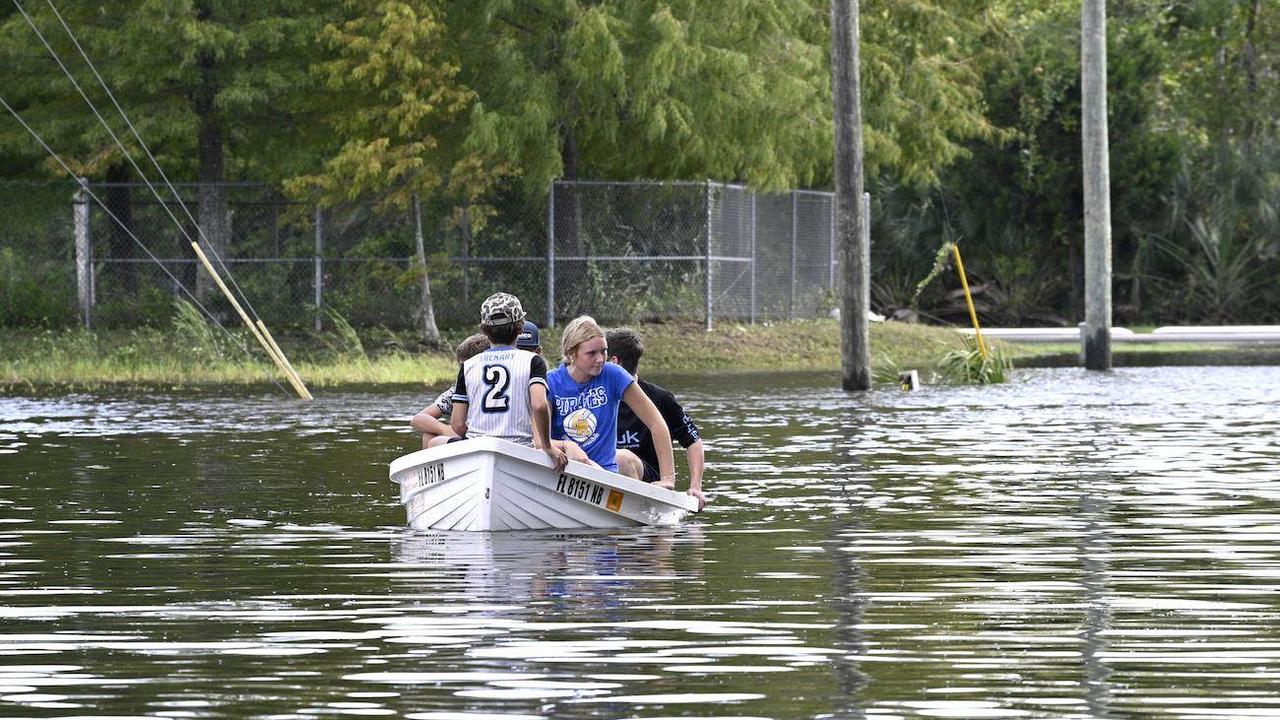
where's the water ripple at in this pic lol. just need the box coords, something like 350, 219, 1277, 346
2, 366, 1280, 717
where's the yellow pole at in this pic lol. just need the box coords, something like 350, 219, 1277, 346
190, 241, 311, 400
951, 243, 989, 360
257, 319, 312, 400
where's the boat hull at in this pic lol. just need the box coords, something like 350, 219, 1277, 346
388, 437, 698, 531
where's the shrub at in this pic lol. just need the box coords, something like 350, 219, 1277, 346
0, 247, 76, 327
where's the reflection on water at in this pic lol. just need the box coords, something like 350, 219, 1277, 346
2, 366, 1280, 718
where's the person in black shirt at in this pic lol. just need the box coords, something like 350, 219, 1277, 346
606, 327, 706, 511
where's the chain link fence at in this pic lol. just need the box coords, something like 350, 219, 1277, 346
76, 183, 317, 328
0, 180, 78, 326
59, 182, 547, 331
549, 180, 840, 328
1, 179, 844, 331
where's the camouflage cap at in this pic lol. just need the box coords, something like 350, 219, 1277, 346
479, 292, 527, 327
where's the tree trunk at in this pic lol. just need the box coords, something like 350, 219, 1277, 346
461, 202, 472, 310
1126, 229, 1153, 322
560, 122, 584, 259
1241, 0, 1262, 141
413, 194, 441, 344
104, 163, 136, 297
193, 2, 231, 316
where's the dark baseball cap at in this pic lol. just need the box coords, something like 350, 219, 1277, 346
516, 321, 540, 349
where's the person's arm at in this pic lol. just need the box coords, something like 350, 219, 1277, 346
529, 382, 567, 470
410, 404, 455, 438
655, 387, 706, 510
450, 401, 469, 437
622, 382, 674, 486
685, 439, 706, 511
450, 364, 469, 438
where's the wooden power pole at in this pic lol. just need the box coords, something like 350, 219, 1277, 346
1082, 0, 1112, 370
832, 0, 870, 390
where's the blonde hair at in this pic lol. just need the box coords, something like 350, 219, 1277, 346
560, 315, 605, 365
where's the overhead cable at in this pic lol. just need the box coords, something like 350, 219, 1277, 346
0, 93, 290, 397
41, 0, 268, 328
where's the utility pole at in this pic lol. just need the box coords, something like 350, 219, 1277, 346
832, 0, 870, 390
1082, 0, 1112, 370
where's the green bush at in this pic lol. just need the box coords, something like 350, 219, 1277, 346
0, 247, 76, 327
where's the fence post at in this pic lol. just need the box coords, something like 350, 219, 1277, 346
790, 190, 798, 318
546, 181, 556, 329
314, 206, 323, 332
73, 178, 92, 330
704, 181, 713, 331
750, 190, 758, 325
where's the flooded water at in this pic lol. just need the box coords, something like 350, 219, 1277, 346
2, 365, 1280, 719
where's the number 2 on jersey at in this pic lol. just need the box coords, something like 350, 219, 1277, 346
481, 364, 510, 412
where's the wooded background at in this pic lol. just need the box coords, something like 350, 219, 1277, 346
1, 0, 1276, 328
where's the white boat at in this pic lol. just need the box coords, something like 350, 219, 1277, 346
388, 437, 700, 531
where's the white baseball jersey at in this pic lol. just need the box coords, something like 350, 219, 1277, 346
452, 346, 548, 445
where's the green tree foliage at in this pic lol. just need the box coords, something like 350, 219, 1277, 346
887, 0, 1182, 325
1163, 0, 1279, 148
437, 0, 998, 194
4, 0, 1279, 329
440, 0, 831, 193
0, 1, 335, 182
287, 0, 477, 208
1161, 1, 1280, 322
0, 0, 339, 309
860, 0, 1001, 186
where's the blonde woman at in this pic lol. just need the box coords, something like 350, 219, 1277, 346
547, 316, 676, 487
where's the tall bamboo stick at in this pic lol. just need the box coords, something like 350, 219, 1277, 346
191, 241, 311, 399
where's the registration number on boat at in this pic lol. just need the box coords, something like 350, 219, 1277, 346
555, 474, 606, 506
402, 463, 446, 495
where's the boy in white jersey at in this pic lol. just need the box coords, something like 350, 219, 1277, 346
451, 292, 568, 471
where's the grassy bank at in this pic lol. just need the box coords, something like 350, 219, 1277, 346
0, 319, 971, 392
10, 320, 1277, 393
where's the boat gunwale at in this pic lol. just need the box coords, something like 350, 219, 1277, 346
389, 436, 699, 514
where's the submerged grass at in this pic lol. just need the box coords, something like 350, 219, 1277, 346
939, 334, 1012, 384
0, 319, 977, 392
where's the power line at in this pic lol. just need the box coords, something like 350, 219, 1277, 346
0, 93, 290, 397
13, 0, 266, 329
8, 0, 310, 397
41, 0, 270, 330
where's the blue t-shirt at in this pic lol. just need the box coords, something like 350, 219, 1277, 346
547, 362, 634, 471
